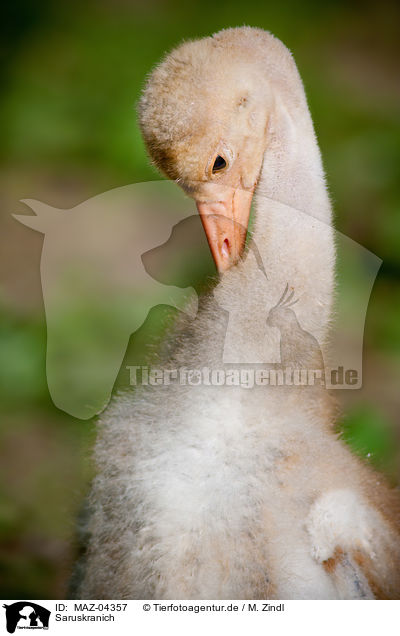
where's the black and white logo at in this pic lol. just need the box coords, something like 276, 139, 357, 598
2, 602, 50, 633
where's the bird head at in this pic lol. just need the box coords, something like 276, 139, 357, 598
138, 27, 279, 273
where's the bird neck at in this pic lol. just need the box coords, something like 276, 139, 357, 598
256, 88, 331, 224
214, 92, 335, 365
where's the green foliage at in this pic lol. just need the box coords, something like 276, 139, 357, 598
338, 405, 399, 481
0, 310, 48, 410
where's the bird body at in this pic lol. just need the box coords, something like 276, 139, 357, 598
77, 27, 400, 599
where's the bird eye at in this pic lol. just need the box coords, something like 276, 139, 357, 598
212, 155, 227, 173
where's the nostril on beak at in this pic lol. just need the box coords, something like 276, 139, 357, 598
221, 238, 230, 259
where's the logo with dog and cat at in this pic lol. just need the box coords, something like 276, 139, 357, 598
2, 602, 51, 633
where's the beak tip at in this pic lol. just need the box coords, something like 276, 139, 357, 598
196, 188, 253, 273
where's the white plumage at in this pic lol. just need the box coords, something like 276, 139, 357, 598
77, 27, 400, 599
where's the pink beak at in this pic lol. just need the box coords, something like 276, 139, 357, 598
196, 188, 254, 273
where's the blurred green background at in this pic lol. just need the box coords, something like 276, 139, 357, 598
1, 0, 399, 599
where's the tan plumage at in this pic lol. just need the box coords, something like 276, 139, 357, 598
76, 27, 400, 599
